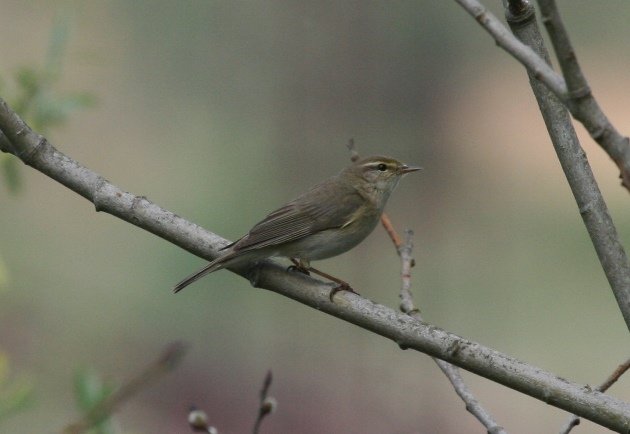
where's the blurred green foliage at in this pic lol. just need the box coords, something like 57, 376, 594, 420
0, 11, 99, 432
0, 352, 34, 425
0, 12, 96, 194
73, 368, 118, 434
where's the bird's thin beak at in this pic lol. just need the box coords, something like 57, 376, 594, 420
401, 164, 423, 174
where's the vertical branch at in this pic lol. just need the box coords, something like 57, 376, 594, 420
504, 1, 630, 333
536, 0, 630, 189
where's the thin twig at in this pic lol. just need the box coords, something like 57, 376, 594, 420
535, 0, 630, 190
253, 370, 276, 434
398, 229, 418, 316
598, 358, 630, 392
397, 230, 507, 434
2, 103, 630, 430
504, 0, 630, 335
558, 358, 630, 434
64, 341, 188, 434
380, 213, 403, 250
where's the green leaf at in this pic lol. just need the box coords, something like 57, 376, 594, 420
74, 367, 112, 412
73, 367, 117, 434
15, 67, 40, 93
0, 377, 34, 420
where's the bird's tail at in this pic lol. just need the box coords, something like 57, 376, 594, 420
172, 258, 225, 293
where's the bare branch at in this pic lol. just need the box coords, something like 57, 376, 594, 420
504, 0, 630, 336
380, 213, 404, 251
64, 341, 188, 434
457, 0, 630, 191
398, 229, 418, 316
559, 358, 630, 434
598, 358, 630, 393
2, 100, 630, 431
454, 0, 568, 100
397, 230, 507, 434
536, 0, 630, 190
534, 0, 586, 96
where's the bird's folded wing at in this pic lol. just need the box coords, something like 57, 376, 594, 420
231, 184, 366, 251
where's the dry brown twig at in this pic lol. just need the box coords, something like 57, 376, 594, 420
558, 358, 630, 434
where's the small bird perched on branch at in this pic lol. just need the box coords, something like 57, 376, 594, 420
173, 155, 420, 295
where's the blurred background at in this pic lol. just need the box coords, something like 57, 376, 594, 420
1, 1, 630, 433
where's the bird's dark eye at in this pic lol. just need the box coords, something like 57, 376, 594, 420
377, 163, 387, 171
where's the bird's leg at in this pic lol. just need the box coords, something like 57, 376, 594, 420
287, 258, 358, 301
288, 258, 310, 275
307, 266, 358, 301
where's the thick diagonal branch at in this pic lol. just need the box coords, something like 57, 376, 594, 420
1, 99, 630, 431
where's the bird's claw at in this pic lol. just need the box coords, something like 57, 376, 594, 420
329, 283, 359, 302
